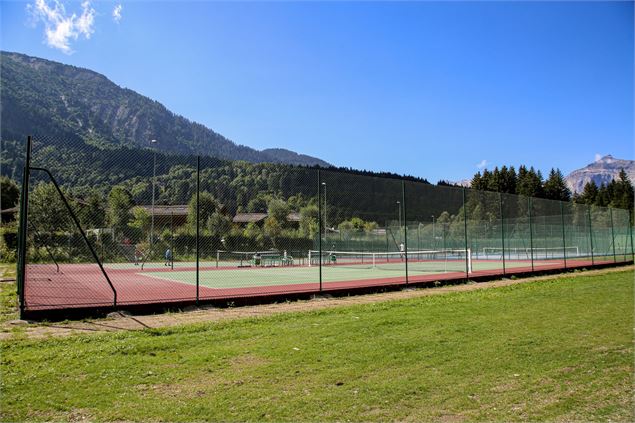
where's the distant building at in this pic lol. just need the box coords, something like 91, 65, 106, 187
0, 206, 18, 222
138, 205, 189, 227
232, 212, 301, 226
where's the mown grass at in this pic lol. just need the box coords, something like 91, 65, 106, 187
1, 269, 633, 422
0, 263, 17, 323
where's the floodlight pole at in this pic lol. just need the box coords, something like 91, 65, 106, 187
499, 192, 506, 275
431, 215, 436, 249
560, 201, 567, 269
462, 187, 469, 278
321, 182, 327, 244
396, 201, 402, 244
150, 139, 157, 246
629, 210, 634, 259
528, 196, 534, 271
587, 206, 594, 265
609, 207, 616, 263
402, 181, 408, 286
170, 211, 174, 271
318, 170, 323, 292
196, 156, 200, 304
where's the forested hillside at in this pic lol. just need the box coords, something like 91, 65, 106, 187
0, 51, 329, 167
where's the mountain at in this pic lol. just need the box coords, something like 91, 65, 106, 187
565, 155, 635, 193
0, 51, 330, 167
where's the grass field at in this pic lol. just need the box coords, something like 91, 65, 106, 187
0, 263, 17, 324
1, 268, 633, 421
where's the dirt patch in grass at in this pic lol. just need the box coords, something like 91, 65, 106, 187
2, 265, 632, 341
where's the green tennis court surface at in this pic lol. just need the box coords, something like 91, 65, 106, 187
140, 259, 561, 289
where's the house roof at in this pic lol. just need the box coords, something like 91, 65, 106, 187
233, 213, 268, 223
138, 205, 189, 216
286, 212, 301, 222
0, 206, 18, 214
232, 212, 302, 223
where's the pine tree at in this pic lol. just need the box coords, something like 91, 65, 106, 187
517, 166, 544, 198
577, 181, 599, 205
611, 169, 634, 211
543, 168, 571, 201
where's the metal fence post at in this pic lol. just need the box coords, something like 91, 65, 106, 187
609, 207, 616, 263
16, 136, 32, 319
317, 169, 322, 292
499, 192, 506, 275
402, 180, 408, 286
196, 156, 200, 304
560, 201, 567, 269
462, 187, 469, 278
629, 210, 634, 259
170, 211, 174, 271
528, 196, 534, 272
587, 207, 594, 265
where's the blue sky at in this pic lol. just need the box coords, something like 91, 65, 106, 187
2, 0, 633, 183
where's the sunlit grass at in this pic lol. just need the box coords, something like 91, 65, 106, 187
1, 269, 632, 421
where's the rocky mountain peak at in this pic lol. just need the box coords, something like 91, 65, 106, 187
565, 155, 635, 194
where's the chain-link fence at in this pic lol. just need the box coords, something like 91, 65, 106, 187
13, 136, 634, 316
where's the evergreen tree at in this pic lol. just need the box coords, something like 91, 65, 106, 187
596, 183, 611, 207
498, 165, 517, 194
577, 181, 599, 205
516, 166, 543, 198
543, 169, 571, 201
611, 169, 634, 211
470, 172, 484, 191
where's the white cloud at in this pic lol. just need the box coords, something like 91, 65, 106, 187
27, 0, 96, 54
113, 4, 122, 23
594, 153, 602, 162
476, 159, 489, 170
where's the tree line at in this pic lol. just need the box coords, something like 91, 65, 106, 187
467, 165, 633, 217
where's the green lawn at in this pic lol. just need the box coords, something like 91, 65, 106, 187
0, 263, 17, 323
1, 269, 633, 422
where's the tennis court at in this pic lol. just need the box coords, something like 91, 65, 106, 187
23, 250, 612, 311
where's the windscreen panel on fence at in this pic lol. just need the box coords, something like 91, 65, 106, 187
529, 197, 568, 271
319, 170, 406, 289
500, 192, 533, 275
590, 205, 616, 264
197, 158, 319, 299
562, 202, 594, 268
466, 189, 505, 277
612, 208, 632, 263
405, 181, 468, 283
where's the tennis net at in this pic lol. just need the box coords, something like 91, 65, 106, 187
308, 249, 472, 274
215, 250, 298, 267
481, 246, 579, 259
